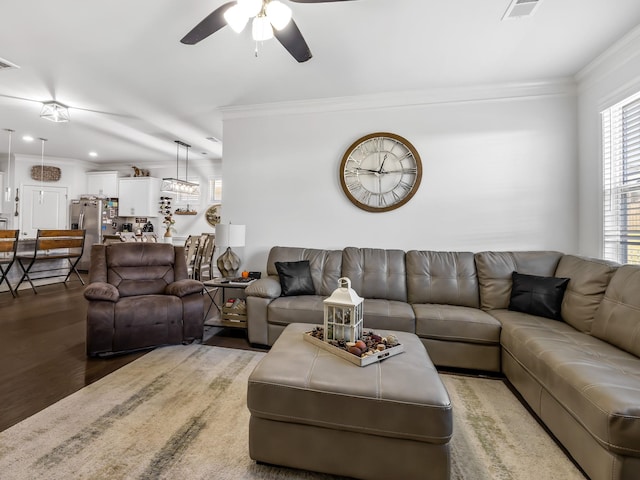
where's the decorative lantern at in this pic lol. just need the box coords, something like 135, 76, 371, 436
323, 277, 364, 343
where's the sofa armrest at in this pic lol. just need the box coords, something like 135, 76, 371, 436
246, 276, 282, 299
84, 282, 119, 302
166, 279, 203, 297
246, 277, 282, 346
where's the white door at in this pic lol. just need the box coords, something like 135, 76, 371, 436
20, 185, 68, 238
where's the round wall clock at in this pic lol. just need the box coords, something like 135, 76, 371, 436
339, 132, 422, 212
205, 204, 221, 227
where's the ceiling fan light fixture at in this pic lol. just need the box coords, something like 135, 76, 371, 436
224, 4, 249, 33
237, 0, 262, 18
265, 1, 292, 30
252, 15, 273, 41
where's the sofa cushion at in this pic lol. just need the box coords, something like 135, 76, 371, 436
267, 247, 342, 296
106, 242, 175, 267
495, 309, 640, 457
406, 251, 479, 308
275, 260, 315, 296
361, 299, 415, 333
475, 251, 564, 311
113, 295, 183, 351
342, 247, 407, 302
554, 255, 619, 333
592, 265, 640, 358
267, 295, 326, 326
414, 304, 500, 345
508, 272, 569, 321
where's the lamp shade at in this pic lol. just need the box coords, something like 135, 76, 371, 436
216, 224, 246, 248
224, 4, 249, 33
266, 1, 292, 30
252, 15, 273, 41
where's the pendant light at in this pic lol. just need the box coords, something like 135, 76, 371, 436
3, 129, 13, 203
161, 140, 200, 195
38, 138, 47, 205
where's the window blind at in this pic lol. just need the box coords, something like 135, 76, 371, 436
602, 92, 640, 265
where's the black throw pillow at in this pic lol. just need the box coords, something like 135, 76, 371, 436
275, 260, 315, 297
508, 272, 570, 321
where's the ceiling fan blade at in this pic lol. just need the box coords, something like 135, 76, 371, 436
274, 18, 312, 63
181, 1, 235, 45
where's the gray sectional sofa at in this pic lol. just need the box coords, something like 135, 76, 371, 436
245, 246, 640, 480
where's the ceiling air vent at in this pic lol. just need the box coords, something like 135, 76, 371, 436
0, 57, 19, 71
502, 0, 542, 20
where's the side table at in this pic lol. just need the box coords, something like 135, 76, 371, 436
202, 278, 256, 329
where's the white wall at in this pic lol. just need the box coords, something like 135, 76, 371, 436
576, 25, 640, 258
222, 82, 579, 272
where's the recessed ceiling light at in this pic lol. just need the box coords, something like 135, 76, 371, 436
89, 151, 98, 157
206, 136, 221, 143
23, 135, 34, 142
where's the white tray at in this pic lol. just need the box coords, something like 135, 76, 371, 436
303, 331, 404, 367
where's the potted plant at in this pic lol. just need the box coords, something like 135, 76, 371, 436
163, 214, 176, 238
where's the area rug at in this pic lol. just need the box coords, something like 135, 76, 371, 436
0, 345, 585, 480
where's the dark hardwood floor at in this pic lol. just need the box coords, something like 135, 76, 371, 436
0, 277, 257, 433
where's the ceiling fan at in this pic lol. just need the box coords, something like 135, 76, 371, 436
181, 0, 355, 63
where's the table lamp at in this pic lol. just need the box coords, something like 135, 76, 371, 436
216, 224, 245, 278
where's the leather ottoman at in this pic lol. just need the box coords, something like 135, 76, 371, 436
247, 323, 452, 480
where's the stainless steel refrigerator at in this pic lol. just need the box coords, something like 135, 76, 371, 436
70, 197, 119, 271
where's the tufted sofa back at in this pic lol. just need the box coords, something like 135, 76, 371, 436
554, 255, 619, 333
406, 251, 479, 307
341, 247, 407, 302
266, 246, 342, 296
474, 251, 564, 310
591, 264, 640, 357
89, 243, 187, 297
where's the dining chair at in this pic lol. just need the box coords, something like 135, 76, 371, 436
184, 235, 200, 278
194, 234, 216, 281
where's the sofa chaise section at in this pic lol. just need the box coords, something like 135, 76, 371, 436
484, 253, 640, 480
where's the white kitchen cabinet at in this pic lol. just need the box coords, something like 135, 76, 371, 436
118, 177, 161, 217
0, 172, 4, 214
86, 171, 119, 198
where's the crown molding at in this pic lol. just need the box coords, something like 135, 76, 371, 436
576, 23, 640, 91
221, 79, 577, 120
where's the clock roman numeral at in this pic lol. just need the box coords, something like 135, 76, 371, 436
346, 181, 363, 194
399, 180, 414, 192
359, 190, 372, 204
398, 151, 414, 162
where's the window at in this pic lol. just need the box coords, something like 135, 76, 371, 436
602, 91, 640, 264
209, 177, 222, 203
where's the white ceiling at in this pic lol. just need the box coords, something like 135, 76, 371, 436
1, 0, 640, 164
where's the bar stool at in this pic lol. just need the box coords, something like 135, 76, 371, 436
0, 230, 21, 296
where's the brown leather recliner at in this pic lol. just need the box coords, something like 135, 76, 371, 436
84, 242, 204, 356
